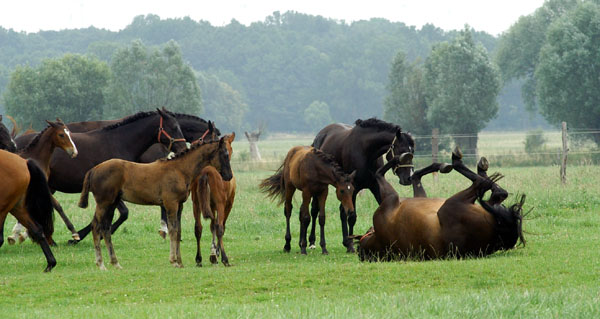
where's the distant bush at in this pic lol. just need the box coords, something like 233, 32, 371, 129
524, 130, 547, 154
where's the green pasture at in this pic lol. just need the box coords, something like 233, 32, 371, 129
1, 136, 600, 318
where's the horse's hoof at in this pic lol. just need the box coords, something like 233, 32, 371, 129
210, 255, 218, 264
478, 157, 489, 171
322, 249, 329, 255
113, 263, 123, 270
223, 261, 231, 267
67, 239, 80, 246
439, 163, 453, 174
196, 262, 202, 267
308, 244, 316, 249
452, 147, 463, 160
300, 249, 307, 255
71, 233, 81, 241
98, 264, 107, 271
283, 245, 291, 252
7, 237, 16, 245
158, 230, 167, 239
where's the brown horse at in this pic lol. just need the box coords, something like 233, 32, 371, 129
190, 133, 236, 267
0, 115, 17, 152
356, 150, 526, 262
6, 119, 79, 245
78, 136, 233, 269
0, 150, 56, 272
260, 146, 356, 255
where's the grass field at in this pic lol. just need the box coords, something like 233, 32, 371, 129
1, 137, 600, 318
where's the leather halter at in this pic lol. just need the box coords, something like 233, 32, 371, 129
157, 116, 186, 152
386, 135, 414, 169
190, 129, 211, 146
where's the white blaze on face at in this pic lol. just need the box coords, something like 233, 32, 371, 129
64, 128, 78, 157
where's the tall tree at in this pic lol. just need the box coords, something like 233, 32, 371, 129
104, 39, 202, 118
535, 2, 600, 146
424, 27, 500, 155
3, 54, 109, 129
303, 100, 332, 132
383, 52, 431, 151
198, 72, 248, 133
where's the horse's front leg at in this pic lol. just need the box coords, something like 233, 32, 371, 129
298, 191, 312, 255
316, 191, 329, 255
343, 191, 359, 253
209, 215, 219, 265
283, 186, 295, 252
215, 204, 230, 266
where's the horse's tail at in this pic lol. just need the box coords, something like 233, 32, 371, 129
195, 172, 215, 220
25, 160, 54, 243
6, 115, 19, 138
78, 169, 94, 208
259, 163, 285, 205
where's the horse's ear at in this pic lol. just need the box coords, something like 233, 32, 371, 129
349, 170, 357, 182
46, 120, 57, 127
208, 121, 214, 132
229, 132, 236, 142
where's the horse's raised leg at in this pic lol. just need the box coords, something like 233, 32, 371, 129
283, 186, 295, 252
298, 191, 312, 255
316, 191, 329, 255
109, 200, 129, 234
11, 207, 57, 272
411, 162, 454, 198
308, 196, 319, 249
192, 203, 204, 267
452, 148, 508, 205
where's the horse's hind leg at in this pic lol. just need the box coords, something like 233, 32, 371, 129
51, 195, 80, 241
192, 204, 204, 267
209, 216, 218, 265
164, 202, 182, 268
158, 207, 168, 239
283, 186, 295, 253
308, 196, 319, 249
12, 207, 57, 272
91, 217, 106, 270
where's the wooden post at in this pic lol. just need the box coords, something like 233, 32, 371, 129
432, 128, 439, 182
560, 121, 568, 184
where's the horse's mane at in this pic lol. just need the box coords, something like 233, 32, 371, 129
101, 111, 156, 131
19, 125, 51, 153
160, 139, 220, 162
355, 118, 401, 133
165, 111, 222, 136
310, 148, 348, 179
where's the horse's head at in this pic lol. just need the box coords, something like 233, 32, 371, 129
211, 135, 234, 182
479, 192, 527, 251
0, 115, 17, 153
354, 227, 381, 262
386, 128, 415, 186
334, 170, 356, 216
190, 120, 220, 146
46, 118, 78, 158
157, 107, 187, 153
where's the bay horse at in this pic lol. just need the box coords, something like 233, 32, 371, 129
311, 118, 415, 252
78, 136, 233, 269
356, 150, 526, 262
260, 146, 356, 255
190, 133, 236, 267
0, 115, 17, 152
6, 119, 79, 245
47, 108, 188, 244
0, 150, 56, 272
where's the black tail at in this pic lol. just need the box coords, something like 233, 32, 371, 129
259, 164, 285, 205
25, 160, 54, 243
78, 169, 94, 208
479, 190, 526, 250
197, 173, 215, 220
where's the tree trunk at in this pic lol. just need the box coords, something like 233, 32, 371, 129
245, 131, 262, 161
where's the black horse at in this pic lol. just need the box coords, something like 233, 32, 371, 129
0, 115, 17, 152
311, 118, 415, 252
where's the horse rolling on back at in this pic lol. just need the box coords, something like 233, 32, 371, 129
0, 150, 56, 272
260, 146, 356, 255
78, 136, 234, 270
6, 119, 79, 245
356, 149, 526, 262
311, 118, 415, 252
190, 133, 236, 267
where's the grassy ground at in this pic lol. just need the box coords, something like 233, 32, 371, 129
1, 138, 600, 318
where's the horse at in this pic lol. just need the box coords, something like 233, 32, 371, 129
78, 136, 233, 269
190, 133, 236, 267
0, 115, 17, 152
0, 150, 56, 272
310, 118, 415, 252
260, 146, 356, 255
5, 119, 79, 245
46, 108, 188, 244
355, 149, 526, 262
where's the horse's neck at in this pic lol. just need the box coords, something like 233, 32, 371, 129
20, 131, 55, 175
178, 118, 208, 140
355, 129, 394, 160
97, 116, 160, 160
376, 176, 398, 203
170, 144, 217, 181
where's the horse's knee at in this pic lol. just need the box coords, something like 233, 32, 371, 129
347, 211, 357, 226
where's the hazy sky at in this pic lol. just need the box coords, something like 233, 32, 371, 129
1, 0, 545, 35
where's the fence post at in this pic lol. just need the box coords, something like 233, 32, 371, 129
560, 121, 568, 184
432, 128, 439, 182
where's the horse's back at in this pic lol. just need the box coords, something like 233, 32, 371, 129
312, 123, 351, 151
0, 150, 29, 210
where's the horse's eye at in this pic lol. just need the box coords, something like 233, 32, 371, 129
59, 134, 65, 137
340, 190, 344, 194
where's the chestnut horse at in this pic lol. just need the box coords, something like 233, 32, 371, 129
0, 150, 56, 271
260, 146, 356, 255
311, 118, 415, 252
190, 133, 236, 267
356, 150, 526, 262
78, 136, 233, 269
0, 115, 17, 152
6, 119, 79, 245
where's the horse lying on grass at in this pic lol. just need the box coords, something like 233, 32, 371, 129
78, 136, 233, 270
260, 146, 356, 255
356, 149, 526, 262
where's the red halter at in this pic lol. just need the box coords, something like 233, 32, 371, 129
157, 116, 186, 152
191, 129, 211, 146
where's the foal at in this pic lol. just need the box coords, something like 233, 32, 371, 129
190, 133, 236, 267
78, 136, 233, 269
260, 146, 356, 255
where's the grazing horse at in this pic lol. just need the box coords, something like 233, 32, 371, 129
6, 119, 79, 245
48, 108, 188, 244
0, 150, 56, 272
260, 146, 356, 255
311, 118, 415, 252
356, 150, 526, 262
0, 115, 17, 152
78, 136, 233, 269
190, 133, 236, 267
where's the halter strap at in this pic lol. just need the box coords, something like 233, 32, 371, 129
386, 134, 414, 170
191, 129, 211, 146
360, 228, 375, 242
157, 116, 186, 152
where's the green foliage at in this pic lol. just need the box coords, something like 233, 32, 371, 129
535, 2, 600, 146
303, 100, 332, 132
424, 27, 501, 153
104, 40, 202, 118
3, 54, 109, 129
198, 72, 248, 133
524, 130, 547, 154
